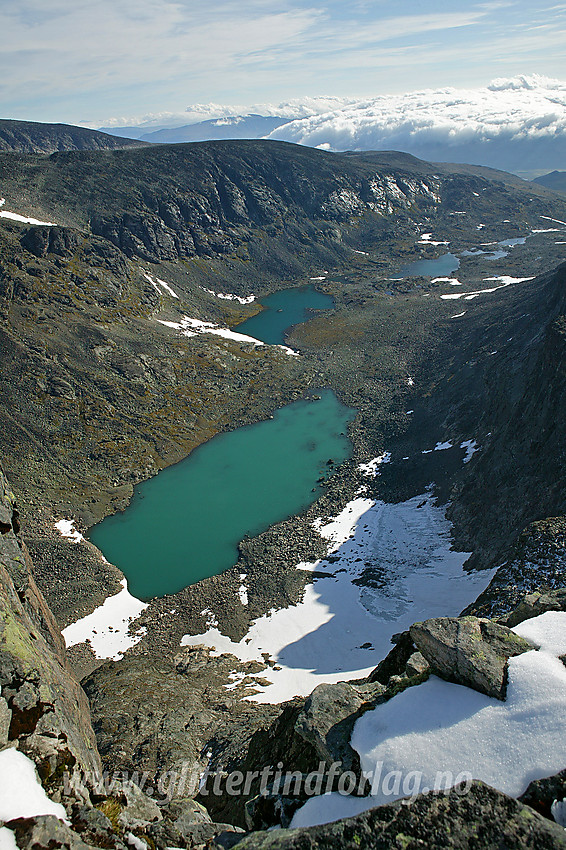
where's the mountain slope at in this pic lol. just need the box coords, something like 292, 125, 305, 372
0, 119, 147, 154
534, 171, 566, 195
0, 141, 561, 269
2, 138, 566, 638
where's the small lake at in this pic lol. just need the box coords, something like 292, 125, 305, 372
460, 237, 527, 261
394, 253, 460, 278
89, 390, 355, 599
235, 284, 334, 344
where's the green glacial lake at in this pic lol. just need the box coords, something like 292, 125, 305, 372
235, 284, 334, 345
91, 283, 349, 599
90, 390, 354, 599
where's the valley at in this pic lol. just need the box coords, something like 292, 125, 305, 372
2, 136, 566, 848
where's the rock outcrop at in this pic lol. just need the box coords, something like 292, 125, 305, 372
409, 616, 533, 699
0, 464, 102, 802
225, 782, 566, 849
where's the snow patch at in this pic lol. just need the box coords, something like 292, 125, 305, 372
0, 208, 56, 226
143, 272, 178, 298
540, 215, 566, 227
62, 579, 148, 660
0, 749, 68, 823
201, 608, 219, 629
358, 452, 391, 477
513, 610, 566, 656
440, 275, 534, 301
432, 277, 462, 285
460, 439, 478, 463
0, 828, 18, 850
54, 518, 84, 544
418, 233, 449, 246
158, 315, 298, 355
239, 574, 249, 606
126, 833, 148, 850
202, 288, 256, 304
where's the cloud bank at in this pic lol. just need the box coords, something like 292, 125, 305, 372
267, 75, 566, 173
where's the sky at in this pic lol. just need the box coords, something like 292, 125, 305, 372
0, 0, 565, 129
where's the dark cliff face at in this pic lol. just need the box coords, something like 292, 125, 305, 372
0, 141, 444, 265
440, 262, 566, 569
0, 464, 102, 798
0, 140, 560, 268
0, 119, 146, 154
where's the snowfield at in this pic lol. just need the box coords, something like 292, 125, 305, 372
55, 518, 84, 544
181, 492, 496, 704
440, 275, 534, 301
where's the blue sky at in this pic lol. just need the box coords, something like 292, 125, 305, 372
0, 0, 565, 127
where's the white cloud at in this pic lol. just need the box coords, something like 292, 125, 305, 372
267, 75, 566, 171
2, 0, 566, 131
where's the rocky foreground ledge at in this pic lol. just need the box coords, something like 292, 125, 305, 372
2, 462, 566, 850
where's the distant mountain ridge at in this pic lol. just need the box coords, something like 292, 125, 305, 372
534, 171, 566, 195
0, 118, 147, 154
99, 114, 292, 144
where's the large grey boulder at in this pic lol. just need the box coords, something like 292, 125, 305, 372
7, 816, 98, 850
520, 767, 566, 823
149, 819, 244, 849
117, 780, 163, 829
409, 616, 533, 699
293, 681, 384, 774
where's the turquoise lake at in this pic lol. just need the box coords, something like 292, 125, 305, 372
90, 391, 354, 599
396, 253, 460, 278
235, 284, 334, 345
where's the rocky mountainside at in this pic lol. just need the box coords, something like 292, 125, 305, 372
1, 140, 566, 637
0, 464, 101, 804
3, 136, 566, 847
0, 120, 147, 154
2, 461, 566, 849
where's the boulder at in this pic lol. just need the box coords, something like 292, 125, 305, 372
520, 767, 566, 822
409, 616, 533, 699
117, 780, 162, 829
149, 820, 244, 849
7, 816, 98, 850
293, 681, 383, 773
503, 589, 566, 628
224, 781, 566, 849
148, 800, 214, 848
